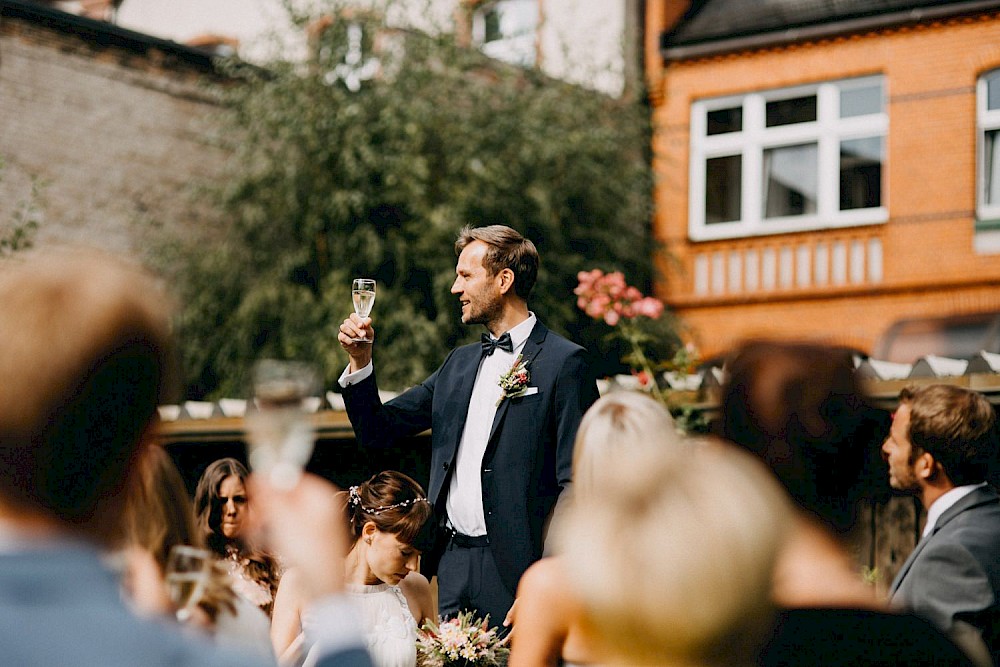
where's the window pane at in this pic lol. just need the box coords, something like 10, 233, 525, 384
707, 107, 742, 135
705, 155, 742, 224
840, 82, 883, 118
987, 70, 1000, 111
763, 143, 818, 218
765, 96, 817, 127
840, 136, 883, 210
480, 0, 537, 43
986, 130, 1000, 205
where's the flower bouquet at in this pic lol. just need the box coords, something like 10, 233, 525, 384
416, 611, 509, 667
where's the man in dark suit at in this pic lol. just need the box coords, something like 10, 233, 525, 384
0, 249, 370, 667
339, 224, 599, 628
884, 383, 1000, 665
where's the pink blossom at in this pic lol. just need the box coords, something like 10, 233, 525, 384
604, 310, 620, 326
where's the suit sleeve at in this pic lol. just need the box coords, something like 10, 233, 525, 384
901, 541, 994, 638
552, 348, 600, 489
341, 353, 451, 448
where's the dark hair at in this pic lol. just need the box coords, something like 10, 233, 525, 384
193, 457, 251, 553
346, 470, 434, 551
899, 384, 998, 486
719, 340, 875, 536
455, 224, 539, 299
193, 457, 280, 611
0, 250, 174, 545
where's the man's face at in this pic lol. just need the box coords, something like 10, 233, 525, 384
882, 402, 922, 494
451, 240, 503, 326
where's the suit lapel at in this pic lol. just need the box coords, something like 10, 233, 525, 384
443, 345, 481, 461
484, 321, 548, 459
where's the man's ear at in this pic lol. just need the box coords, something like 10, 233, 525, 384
915, 450, 941, 482
496, 268, 515, 295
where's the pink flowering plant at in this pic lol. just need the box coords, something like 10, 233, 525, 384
416, 611, 509, 667
575, 268, 669, 403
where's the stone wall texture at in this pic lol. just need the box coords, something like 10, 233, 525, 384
0, 9, 230, 256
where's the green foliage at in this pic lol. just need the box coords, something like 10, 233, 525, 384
164, 1, 659, 397
0, 156, 41, 256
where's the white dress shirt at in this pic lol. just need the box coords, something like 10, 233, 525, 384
339, 313, 537, 537
922, 482, 987, 538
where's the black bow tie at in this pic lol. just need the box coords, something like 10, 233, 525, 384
481, 332, 514, 356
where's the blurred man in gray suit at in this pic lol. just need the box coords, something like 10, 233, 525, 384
884, 384, 1000, 665
0, 249, 370, 667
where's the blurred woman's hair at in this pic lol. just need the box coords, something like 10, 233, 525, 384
345, 470, 434, 552
123, 443, 199, 570
719, 340, 876, 536
123, 444, 235, 622
572, 391, 683, 499
560, 442, 792, 667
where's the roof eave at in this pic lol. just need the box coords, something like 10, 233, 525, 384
661, 0, 1000, 61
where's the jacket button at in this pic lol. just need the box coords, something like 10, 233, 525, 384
442, 462, 450, 471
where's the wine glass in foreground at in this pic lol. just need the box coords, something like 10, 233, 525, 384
245, 359, 320, 490
165, 545, 212, 623
351, 278, 376, 342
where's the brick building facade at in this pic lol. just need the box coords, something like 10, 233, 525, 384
0, 0, 229, 254
646, 0, 1000, 361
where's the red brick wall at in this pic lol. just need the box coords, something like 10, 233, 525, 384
649, 11, 1000, 358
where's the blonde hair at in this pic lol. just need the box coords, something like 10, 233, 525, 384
560, 442, 792, 667
572, 391, 683, 499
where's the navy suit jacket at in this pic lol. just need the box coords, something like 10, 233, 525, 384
890, 485, 1000, 663
343, 320, 599, 594
0, 544, 371, 667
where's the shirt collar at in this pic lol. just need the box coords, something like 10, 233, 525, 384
923, 482, 987, 537
499, 312, 536, 354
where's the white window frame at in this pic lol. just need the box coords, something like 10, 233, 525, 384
471, 0, 537, 67
689, 76, 889, 242
976, 69, 1000, 224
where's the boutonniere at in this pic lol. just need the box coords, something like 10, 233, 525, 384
497, 354, 531, 407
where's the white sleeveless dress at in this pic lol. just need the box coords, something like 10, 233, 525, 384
302, 582, 417, 667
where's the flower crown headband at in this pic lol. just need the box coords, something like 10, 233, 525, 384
349, 485, 430, 515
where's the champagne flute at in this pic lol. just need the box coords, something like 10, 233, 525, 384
165, 545, 212, 623
244, 359, 320, 490
351, 278, 376, 342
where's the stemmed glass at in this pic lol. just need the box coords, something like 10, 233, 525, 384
351, 278, 376, 342
165, 545, 213, 623
244, 359, 321, 490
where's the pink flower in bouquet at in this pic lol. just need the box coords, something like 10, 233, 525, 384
575, 269, 664, 324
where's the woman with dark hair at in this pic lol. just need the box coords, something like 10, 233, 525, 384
271, 470, 435, 667
123, 446, 273, 658
194, 457, 281, 617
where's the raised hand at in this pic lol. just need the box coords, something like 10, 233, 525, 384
338, 312, 374, 372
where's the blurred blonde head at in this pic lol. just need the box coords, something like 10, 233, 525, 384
0, 248, 175, 544
572, 390, 683, 499
560, 442, 792, 667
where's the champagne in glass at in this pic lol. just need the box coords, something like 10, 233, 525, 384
165, 545, 212, 623
351, 278, 376, 342
245, 359, 320, 490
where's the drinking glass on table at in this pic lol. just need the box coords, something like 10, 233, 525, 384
165, 545, 213, 623
244, 359, 320, 490
350, 278, 376, 342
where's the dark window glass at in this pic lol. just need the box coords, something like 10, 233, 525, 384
987, 70, 1000, 111
765, 96, 817, 127
763, 143, 818, 218
707, 107, 742, 135
840, 136, 883, 210
705, 155, 742, 224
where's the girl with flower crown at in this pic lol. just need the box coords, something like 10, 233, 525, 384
271, 470, 436, 667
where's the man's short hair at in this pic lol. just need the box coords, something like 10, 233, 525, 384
455, 224, 539, 299
0, 249, 174, 544
899, 384, 998, 486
